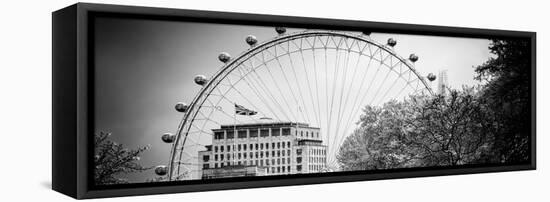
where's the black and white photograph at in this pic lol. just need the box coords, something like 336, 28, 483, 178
3, 0, 549, 201
92, 16, 532, 185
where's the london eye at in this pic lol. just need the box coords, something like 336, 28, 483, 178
155, 28, 437, 180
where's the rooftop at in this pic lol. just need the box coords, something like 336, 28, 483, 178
216, 121, 319, 130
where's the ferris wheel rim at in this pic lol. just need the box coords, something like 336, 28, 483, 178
167, 30, 434, 180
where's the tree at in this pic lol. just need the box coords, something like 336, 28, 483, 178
94, 132, 151, 185
337, 88, 498, 171
337, 38, 532, 171
475, 39, 531, 163
401, 89, 497, 166
337, 100, 417, 171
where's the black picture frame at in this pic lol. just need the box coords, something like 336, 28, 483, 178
52, 3, 536, 199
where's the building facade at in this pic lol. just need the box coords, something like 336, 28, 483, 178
198, 122, 327, 179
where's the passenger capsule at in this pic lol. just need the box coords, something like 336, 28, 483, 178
245, 35, 258, 46
362, 31, 372, 36
387, 38, 397, 47
161, 133, 175, 143
155, 165, 168, 176
275, 27, 286, 34
409, 54, 419, 62
218, 52, 231, 63
175, 102, 189, 112
427, 73, 437, 81
194, 75, 208, 86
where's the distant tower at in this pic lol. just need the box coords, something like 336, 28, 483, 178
437, 70, 449, 96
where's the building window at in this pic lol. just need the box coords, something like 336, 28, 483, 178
266, 151, 269, 157
203, 164, 209, 169
238, 130, 247, 138
272, 128, 280, 136
215, 163, 218, 168
297, 157, 302, 163
301, 131, 303, 137
277, 142, 281, 149
282, 166, 286, 172
214, 155, 218, 161
255, 143, 258, 150
297, 165, 302, 171
255, 152, 258, 158
260, 129, 269, 137
238, 144, 241, 151
282, 128, 291, 136
226, 130, 234, 139
220, 155, 224, 161
277, 167, 281, 173
271, 151, 275, 157
250, 129, 258, 138
282, 158, 286, 164
214, 131, 224, 139
260, 143, 264, 149
227, 145, 231, 152
272, 142, 275, 148
214, 146, 218, 153
244, 153, 247, 159
227, 154, 230, 160
238, 153, 241, 159
203, 155, 210, 162
266, 143, 269, 149
296, 149, 302, 155
220, 146, 224, 152
306, 131, 309, 137
277, 158, 280, 165
287, 142, 291, 148
244, 144, 247, 151
277, 151, 280, 157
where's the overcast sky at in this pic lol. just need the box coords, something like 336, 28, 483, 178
94, 17, 491, 183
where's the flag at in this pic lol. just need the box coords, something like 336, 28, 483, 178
235, 103, 257, 116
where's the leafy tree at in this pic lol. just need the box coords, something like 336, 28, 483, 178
337, 88, 497, 171
337, 38, 531, 171
337, 100, 417, 171
94, 132, 151, 185
475, 39, 531, 163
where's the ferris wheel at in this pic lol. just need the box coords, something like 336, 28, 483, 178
154, 27, 437, 180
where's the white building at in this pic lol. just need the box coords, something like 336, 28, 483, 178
198, 122, 327, 179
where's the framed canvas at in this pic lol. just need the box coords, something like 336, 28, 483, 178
52, 3, 536, 199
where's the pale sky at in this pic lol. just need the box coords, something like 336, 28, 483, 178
94, 17, 491, 183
